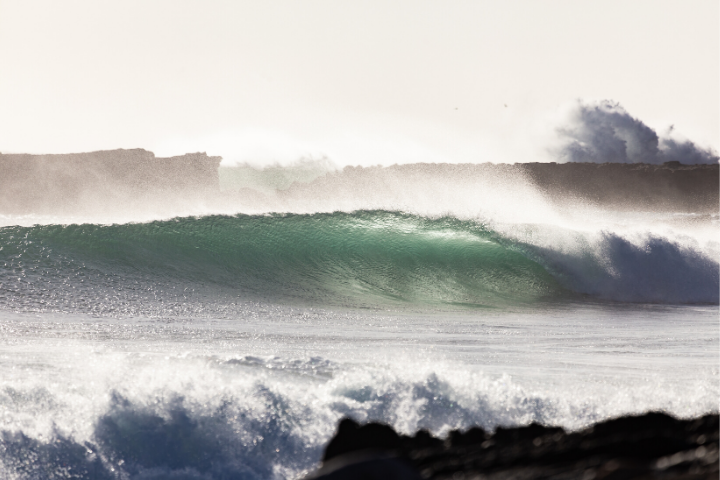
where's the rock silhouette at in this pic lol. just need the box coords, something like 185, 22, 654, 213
310, 412, 719, 479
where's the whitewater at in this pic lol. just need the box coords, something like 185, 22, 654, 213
0, 162, 718, 479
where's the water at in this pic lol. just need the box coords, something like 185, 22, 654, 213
0, 163, 718, 479
1, 305, 716, 479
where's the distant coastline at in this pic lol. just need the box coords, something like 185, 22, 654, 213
0, 149, 717, 215
0, 149, 221, 214
519, 161, 719, 212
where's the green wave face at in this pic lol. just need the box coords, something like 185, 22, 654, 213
0, 212, 565, 309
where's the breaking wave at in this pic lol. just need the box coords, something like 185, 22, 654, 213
1, 350, 715, 480
1, 211, 717, 315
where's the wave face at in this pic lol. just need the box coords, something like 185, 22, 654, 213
1, 211, 717, 314
0, 212, 565, 313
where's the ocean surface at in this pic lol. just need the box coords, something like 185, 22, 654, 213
0, 164, 718, 479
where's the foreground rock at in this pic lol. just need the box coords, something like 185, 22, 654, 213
309, 412, 718, 479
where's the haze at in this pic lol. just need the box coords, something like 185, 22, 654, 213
0, 0, 717, 166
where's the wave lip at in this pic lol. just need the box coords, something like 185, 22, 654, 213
511, 228, 720, 304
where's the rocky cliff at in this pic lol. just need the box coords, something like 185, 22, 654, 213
0, 149, 221, 214
518, 162, 718, 212
1, 152, 716, 215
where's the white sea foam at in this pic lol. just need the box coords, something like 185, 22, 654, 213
0, 305, 717, 479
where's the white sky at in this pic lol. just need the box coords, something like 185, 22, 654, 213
0, 0, 717, 165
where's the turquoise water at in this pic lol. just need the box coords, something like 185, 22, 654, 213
2, 211, 716, 316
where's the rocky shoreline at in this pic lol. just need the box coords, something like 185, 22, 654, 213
1, 149, 717, 215
309, 412, 719, 479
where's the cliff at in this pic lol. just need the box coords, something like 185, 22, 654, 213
0, 149, 221, 214
518, 162, 719, 212
1, 151, 716, 215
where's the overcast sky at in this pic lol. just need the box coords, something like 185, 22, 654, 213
0, 0, 717, 165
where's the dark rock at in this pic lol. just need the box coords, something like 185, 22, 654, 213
447, 426, 489, 448
409, 429, 443, 450
311, 412, 719, 479
492, 422, 563, 445
308, 452, 422, 480
323, 418, 402, 462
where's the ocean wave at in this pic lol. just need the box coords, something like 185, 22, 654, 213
0, 212, 564, 313
0, 211, 717, 313
502, 226, 719, 304
1, 349, 716, 480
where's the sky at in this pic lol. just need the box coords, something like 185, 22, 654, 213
0, 0, 717, 166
